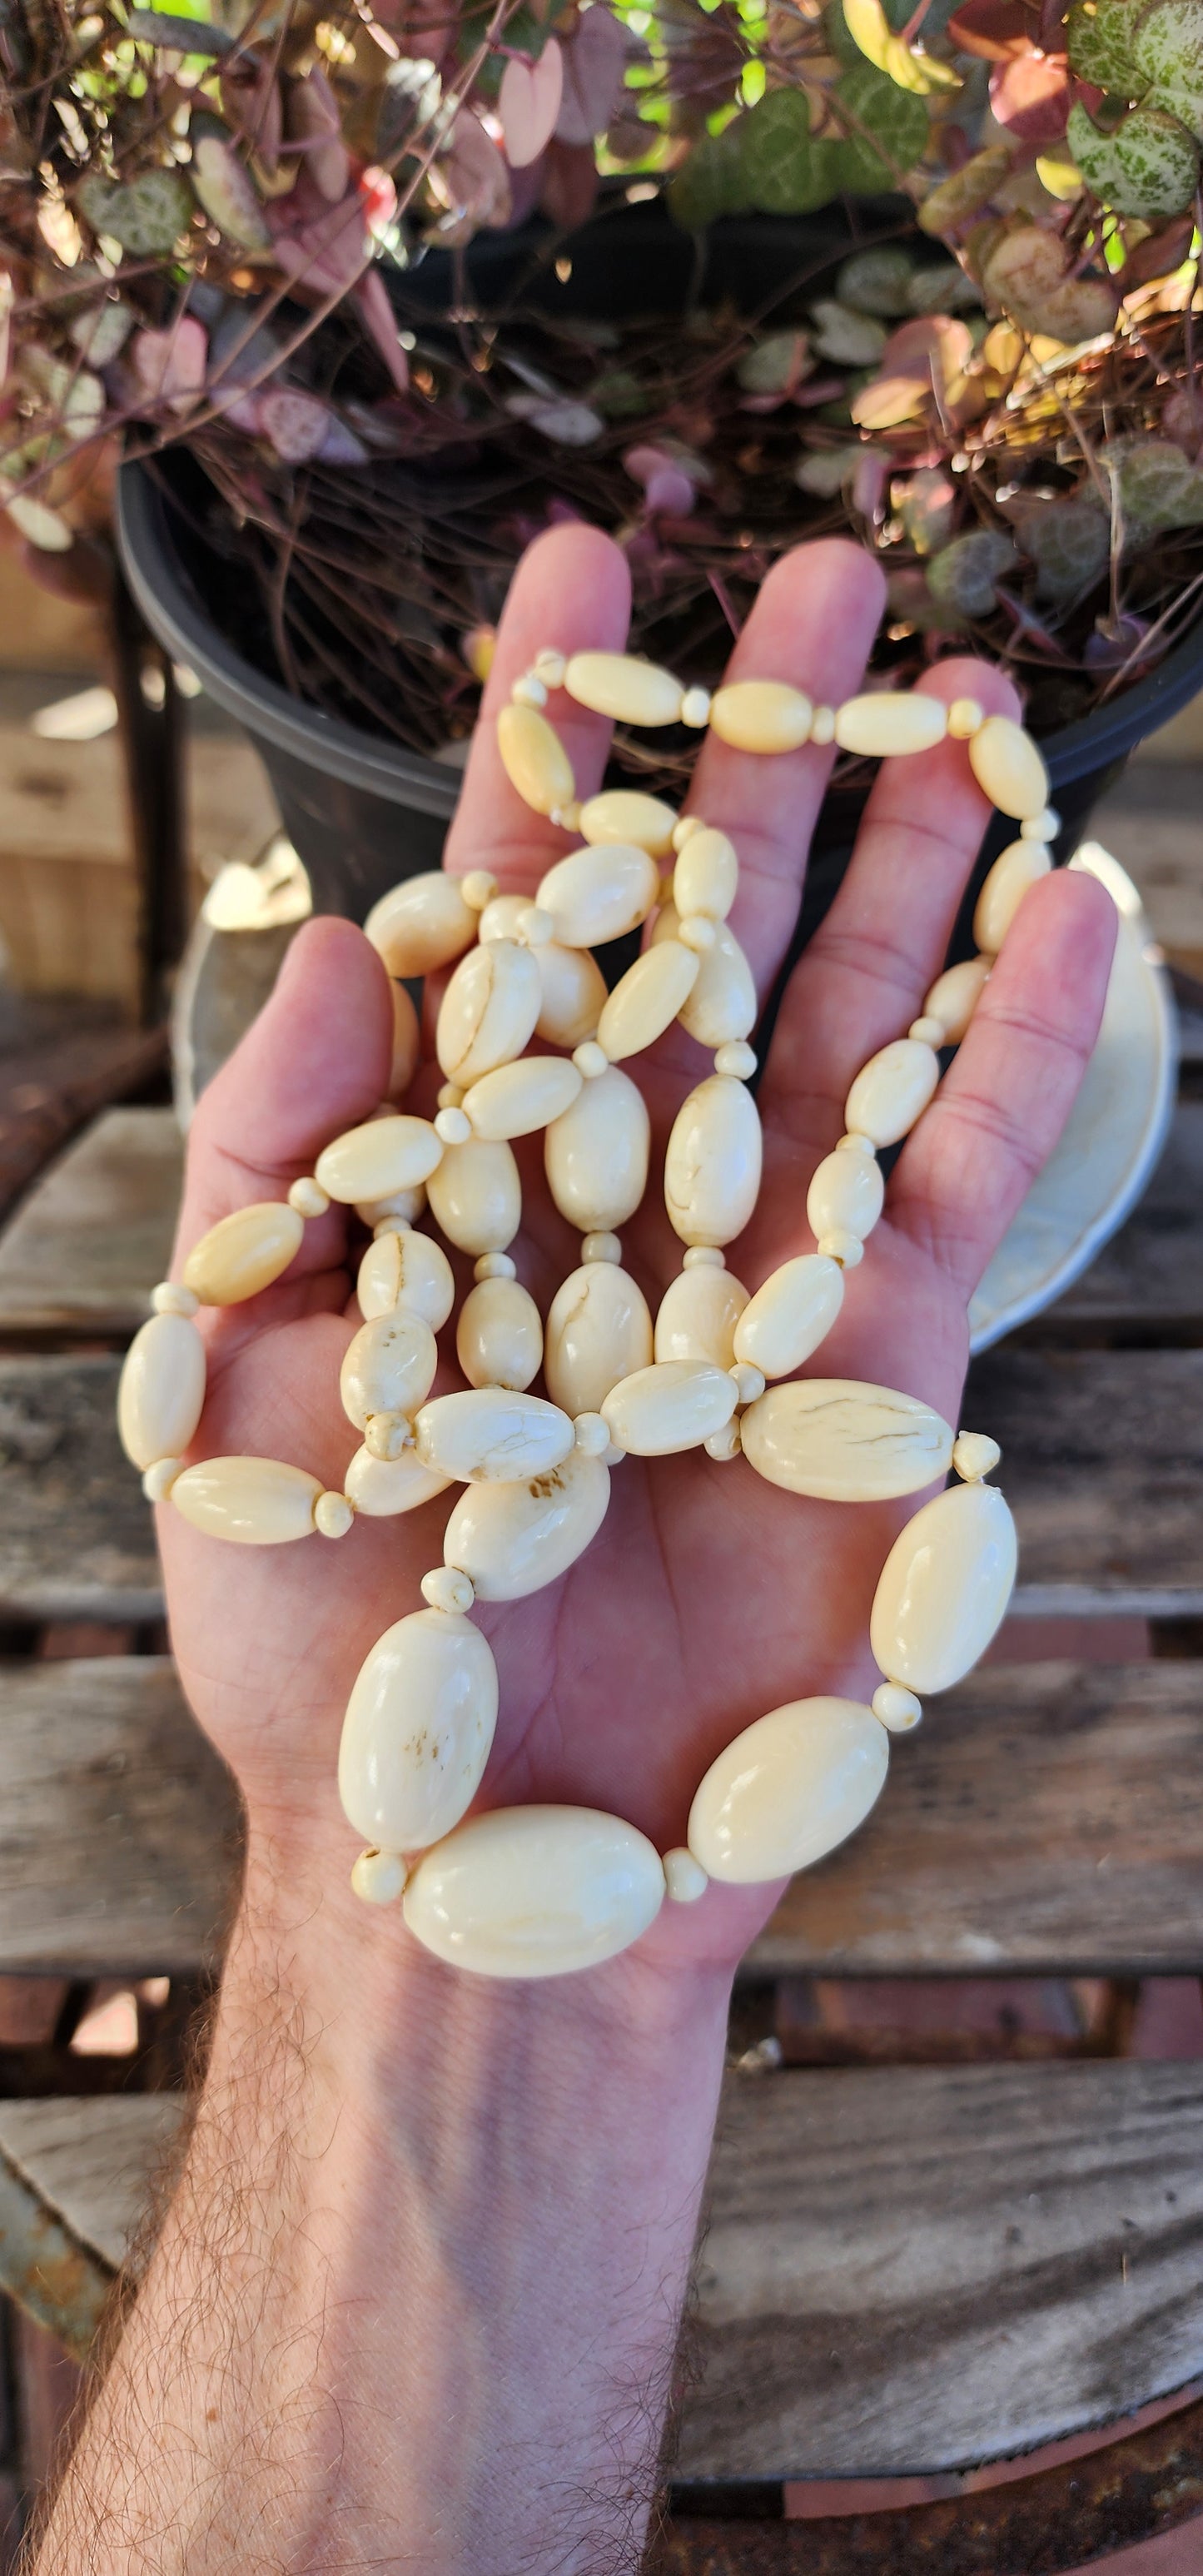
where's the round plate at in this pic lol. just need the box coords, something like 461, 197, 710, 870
968, 844, 1177, 1355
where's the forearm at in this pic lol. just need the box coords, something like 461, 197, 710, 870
33, 1829, 733, 2576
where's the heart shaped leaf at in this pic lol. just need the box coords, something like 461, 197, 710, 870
191, 130, 271, 249
1020, 499, 1110, 599
1066, 98, 1199, 214
837, 245, 916, 313
77, 168, 192, 255
735, 90, 843, 213
133, 314, 208, 413
917, 142, 1012, 230
1103, 434, 1203, 545
1132, 0, 1203, 135
500, 40, 564, 167
832, 62, 930, 186
1066, 0, 1141, 86
927, 526, 1016, 614
554, 7, 628, 146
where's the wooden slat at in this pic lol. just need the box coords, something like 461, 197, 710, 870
0, 2095, 185, 2272
0, 1658, 239, 1977
0, 1355, 159, 1620
1026, 1100, 1203, 1338
0, 1107, 181, 1337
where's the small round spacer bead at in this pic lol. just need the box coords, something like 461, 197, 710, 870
512, 671, 548, 709
534, 648, 567, 689
574, 1411, 611, 1457
475, 1251, 516, 1282
315, 1490, 355, 1539
142, 1457, 182, 1503
947, 697, 984, 739
373, 1216, 412, 1240
684, 1245, 725, 1269
365, 1412, 413, 1461
664, 1847, 708, 1903
952, 1430, 1002, 1482
582, 1231, 622, 1265
423, 1565, 475, 1614
679, 913, 716, 952
809, 704, 836, 746
681, 686, 711, 729
837, 1132, 877, 1156
714, 1040, 757, 1082
908, 1015, 946, 1047
729, 1360, 766, 1406
549, 801, 582, 834
1021, 808, 1060, 842
151, 1281, 199, 1318
603, 1441, 626, 1467
573, 1039, 609, 1079
460, 869, 497, 912
287, 1176, 331, 1221
705, 1419, 742, 1461
517, 905, 554, 946
437, 1082, 465, 1111
351, 1847, 408, 1907
872, 1682, 922, 1733
435, 1106, 472, 1146
818, 1230, 865, 1268
673, 814, 704, 851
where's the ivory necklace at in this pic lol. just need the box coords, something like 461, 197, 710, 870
118, 651, 1055, 1979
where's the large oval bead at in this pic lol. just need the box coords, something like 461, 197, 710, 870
182, 1201, 303, 1305
870, 1480, 1017, 1693
653, 903, 756, 1047
403, 1805, 665, 1977
673, 826, 738, 922
709, 679, 813, 753
688, 1698, 889, 1882
967, 714, 1049, 821
344, 1444, 451, 1517
654, 1266, 748, 1368
924, 954, 990, 1043
171, 1455, 321, 1544
535, 844, 659, 950
338, 1609, 498, 1852
579, 788, 677, 858
834, 693, 947, 758
733, 1255, 844, 1380
426, 1136, 520, 1255
534, 942, 608, 1049
436, 938, 543, 1087
497, 702, 575, 813
806, 1148, 884, 1244
845, 1039, 939, 1149
455, 1276, 543, 1392
117, 1312, 206, 1471
597, 940, 698, 1062
973, 841, 1051, 955
415, 1388, 574, 1483
564, 651, 683, 726
340, 1311, 438, 1432
544, 1066, 650, 1233
463, 1055, 582, 1141
740, 1378, 953, 1501
544, 1262, 653, 1416
364, 872, 476, 977
316, 1116, 444, 1206
444, 1446, 610, 1601
664, 1076, 762, 1248
357, 1229, 455, 1330
602, 1358, 737, 1456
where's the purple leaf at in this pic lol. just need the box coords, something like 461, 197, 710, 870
500, 42, 564, 168
554, 6, 628, 145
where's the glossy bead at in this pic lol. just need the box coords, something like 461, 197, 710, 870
582, 1231, 621, 1264
534, 647, 566, 688
455, 1276, 543, 1392
673, 827, 738, 923
923, 954, 990, 1043
463, 1056, 583, 1143
544, 1262, 654, 1416
597, 940, 698, 1062
872, 1682, 922, 1731
574, 1041, 609, 1080
673, 815, 704, 850
365, 1413, 414, 1461
436, 938, 543, 1087
845, 1039, 940, 1148
142, 1457, 181, 1503
834, 693, 947, 758
602, 1358, 738, 1456
182, 1201, 304, 1306
908, 1016, 946, 1048
574, 1411, 610, 1456
806, 1148, 884, 1246
461, 870, 497, 912
359, 1185, 426, 1229
338, 1609, 498, 1852
117, 1312, 206, 1472
664, 1075, 762, 1248
968, 714, 1049, 820
947, 696, 982, 738
535, 843, 659, 950
405, 1804, 664, 1977
512, 670, 547, 708
818, 1230, 863, 1267
730, 1360, 764, 1405
364, 872, 476, 977
681, 687, 711, 729
478, 893, 530, 944
427, 1136, 521, 1256
444, 1445, 610, 1602
679, 913, 715, 952
715, 1041, 757, 1081
579, 789, 677, 858
351, 1849, 408, 1906
518, 906, 553, 946
415, 1389, 574, 1483
664, 1847, 708, 1903
340, 1312, 438, 1432
810, 705, 836, 744
387, 980, 421, 1100
871, 1480, 1017, 1693
497, 702, 575, 813
688, 1698, 889, 1882
652, 903, 756, 1047
534, 940, 608, 1049
740, 1378, 954, 1501
171, 1455, 322, 1545
684, 1245, 725, 1268
705, 1420, 741, 1460
545, 1066, 650, 1233
315, 1491, 354, 1539
151, 1281, 199, 1318
733, 1255, 845, 1380
654, 1265, 748, 1368
563, 651, 683, 726
708, 679, 813, 753
953, 1430, 1002, 1482
345, 1444, 451, 1517
973, 841, 1051, 954
1022, 807, 1059, 842
357, 1229, 455, 1330
475, 1251, 515, 1281
315, 1116, 444, 1206
421, 1565, 475, 1614
435, 1107, 472, 1147
287, 1177, 330, 1221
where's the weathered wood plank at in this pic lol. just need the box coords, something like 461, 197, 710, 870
0, 1107, 181, 1337
0, 1355, 159, 1620
0, 2094, 186, 2273
0, 1658, 240, 1977
1024, 1100, 1203, 1338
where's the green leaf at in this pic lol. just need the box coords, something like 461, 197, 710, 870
736, 326, 812, 390
1066, 98, 1199, 215
1066, 0, 1142, 87
1132, 0, 1203, 137
733, 90, 843, 214
191, 130, 271, 251
126, 9, 232, 50
833, 62, 929, 190
810, 296, 888, 362
667, 121, 747, 226
77, 167, 192, 254
927, 528, 1016, 615
1020, 501, 1110, 601
1103, 435, 1203, 545
795, 444, 861, 495
837, 244, 915, 313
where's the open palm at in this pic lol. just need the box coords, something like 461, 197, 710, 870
160, 525, 1115, 1981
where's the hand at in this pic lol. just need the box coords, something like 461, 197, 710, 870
162, 524, 1116, 1991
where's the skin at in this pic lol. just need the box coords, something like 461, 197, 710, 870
32, 527, 1116, 2576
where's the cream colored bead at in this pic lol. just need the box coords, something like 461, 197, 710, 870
339, 1609, 498, 1852
838, 1131, 876, 1155
810, 705, 836, 745
740, 1378, 954, 1501
679, 914, 715, 953
688, 1698, 888, 1883
715, 1042, 756, 1081
579, 789, 677, 858
364, 872, 477, 977
544, 1261, 654, 1416
530, 941, 607, 1052
834, 693, 947, 758
435, 1086, 462, 1111
673, 827, 738, 924
845, 1038, 940, 1148
871, 1480, 1017, 1694
545, 1066, 650, 1234
463, 1056, 582, 1142
973, 841, 1051, 955
142, 1457, 181, 1503
684, 1245, 725, 1269
512, 670, 547, 709
664, 1075, 762, 1249
171, 1455, 322, 1545
673, 814, 704, 850
287, 1176, 330, 1221
497, 702, 575, 814
563, 651, 684, 727
908, 1015, 945, 1048
806, 1148, 884, 1246
597, 940, 698, 1063
118, 1311, 206, 1472
403, 1804, 664, 1978
582, 1231, 621, 1265
872, 1682, 922, 1732
704, 1420, 741, 1461
601, 1358, 738, 1457
818, 1230, 863, 1268
476, 894, 528, 945
445, 1445, 609, 1602
534, 647, 566, 688
365, 1413, 414, 1461
574, 1040, 609, 1079
357, 1228, 455, 1330
967, 714, 1049, 820
536, 843, 659, 950
351, 1848, 408, 1906
708, 679, 813, 754
456, 1276, 543, 1393
345, 1444, 451, 1517
550, 801, 581, 833
359, 1185, 426, 1229
387, 980, 421, 1101
182, 1201, 304, 1306
340, 1312, 438, 1432
421, 1564, 475, 1613
475, 1251, 515, 1281
1021, 808, 1059, 842
654, 1265, 748, 1369
953, 1430, 1002, 1482
574, 1411, 610, 1456
947, 696, 982, 739
652, 903, 756, 1047
427, 1136, 521, 1256
681, 686, 711, 729
518, 907, 553, 947
733, 1255, 844, 1380
730, 1360, 764, 1405
923, 954, 990, 1044
664, 1847, 708, 1903
435, 938, 543, 1087
151, 1280, 199, 1318
415, 1389, 574, 1483
316, 1490, 354, 1539
316, 1116, 444, 1206
435, 1106, 473, 1146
